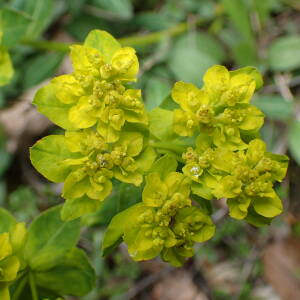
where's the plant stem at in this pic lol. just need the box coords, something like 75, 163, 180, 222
21, 39, 70, 52
29, 272, 38, 300
11, 275, 28, 300
21, 19, 201, 52
118, 22, 190, 47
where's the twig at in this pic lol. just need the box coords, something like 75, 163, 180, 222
274, 73, 294, 101
262, 75, 300, 94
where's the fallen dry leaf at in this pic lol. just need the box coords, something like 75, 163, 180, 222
263, 237, 300, 300
151, 269, 208, 300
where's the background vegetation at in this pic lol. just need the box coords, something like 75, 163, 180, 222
0, 0, 300, 299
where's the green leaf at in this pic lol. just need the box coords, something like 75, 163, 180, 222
0, 7, 31, 47
24, 205, 81, 271
33, 84, 76, 130
83, 182, 142, 226
8, 186, 38, 222
148, 107, 175, 141
145, 77, 171, 111
84, 29, 121, 62
252, 193, 282, 218
222, 0, 255, 45
0, 208, 16, 234
134, 12, 175, 31
34, 248, 95, 297
0, 131, 11, 176
64, 13, 113, 42
90, 0, 133, 20
0, 181, 6, 206
0, 46, 13, 86
167, 32, 226, 86
268, 35, 300, 71
102, 203, 144, 256
232, 41, 258, 66
288, 120, 300, 166
252, 95, 293, 120
23, 0, 54, 39
149, 154, 177, 180
61, 195, 103, 221
30, 135, 80, 183
65, 0, 87, 16
23, 52, 64, 89
245, 206, 272, 227
160, 95, 180, 110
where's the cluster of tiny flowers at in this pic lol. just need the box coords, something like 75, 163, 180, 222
173, 65, 264, 150
178, 66, 288, 225
31, 31, 155, 221
31, 30, 288, 266
104, 172, 215, 266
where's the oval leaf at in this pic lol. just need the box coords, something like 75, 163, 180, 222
24, 205, 81, 271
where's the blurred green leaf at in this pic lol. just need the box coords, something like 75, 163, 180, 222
23, 0, 54, 39
222, 0, 255, 45
0, 145, 11, 178
22, 52, 64, 89
8, 186, 39, 222
232, 40, 258, 66
288, 120, 300, 165
66, 0, 87, 16
0, 181, 6, 206
90, 0, 133, 20
64, 13, 113, 42
268, 35, 300, 71
145, 77, 171, 111
24, 205, 81, 271
134, 12, 176, 31
160, 95, 180, 110
0, 7, 31, 47
34, 248, 95, 297
0, 207, 16, 233
260, 121, 282, 152
252, 0, 278, 27
0, 46, 14, 86
252, 95, 294, 120
167, 32, 225, 85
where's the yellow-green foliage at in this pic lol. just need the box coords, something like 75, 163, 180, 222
30, 30, 288, 267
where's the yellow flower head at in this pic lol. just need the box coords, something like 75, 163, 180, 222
33, 30, 147, 143
172, 65, 264, 150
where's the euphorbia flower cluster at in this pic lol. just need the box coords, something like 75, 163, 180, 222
30, 30, 288, 266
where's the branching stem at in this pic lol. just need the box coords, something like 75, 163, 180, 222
21, 20, 201, 52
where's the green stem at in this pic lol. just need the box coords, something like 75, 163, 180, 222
12, 275, 28, 300
21, 19, 201, 52
118, 22, 191, 47
29, 272, 38, 300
